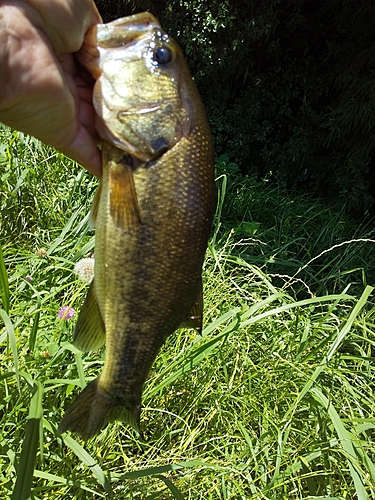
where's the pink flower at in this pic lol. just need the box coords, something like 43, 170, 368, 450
58, 306, 75, 320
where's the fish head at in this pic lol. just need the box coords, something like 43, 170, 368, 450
79, 13, 192, 162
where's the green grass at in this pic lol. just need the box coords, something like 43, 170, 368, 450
1, 126, 375, 499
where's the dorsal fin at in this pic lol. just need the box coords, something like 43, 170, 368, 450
180, 277, 203, 334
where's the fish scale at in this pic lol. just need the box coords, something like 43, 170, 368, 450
58, 12, 215, 440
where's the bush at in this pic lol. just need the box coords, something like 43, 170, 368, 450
94, 0, 375, 214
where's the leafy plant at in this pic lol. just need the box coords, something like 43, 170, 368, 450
93, 0, 375, 213
2, 128, 375, 498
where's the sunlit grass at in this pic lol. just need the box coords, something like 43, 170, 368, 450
1, 126, 375, 499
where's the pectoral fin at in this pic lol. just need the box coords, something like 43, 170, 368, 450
73, 280, 106, 352
89, 181, 102, 229
109, 161, 142, 229
180, 277, 203, 334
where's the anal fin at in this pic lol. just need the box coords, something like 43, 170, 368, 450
73, 280, 106, 352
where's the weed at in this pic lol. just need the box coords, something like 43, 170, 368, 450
1, 128, 375, 499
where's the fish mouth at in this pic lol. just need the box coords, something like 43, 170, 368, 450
97, 13, 162, 48
118, 105, 161, 116
103, 12, 161, 32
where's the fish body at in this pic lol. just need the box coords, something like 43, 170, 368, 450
58, 13, 215, 440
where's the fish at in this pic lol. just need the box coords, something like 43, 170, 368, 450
58, 12, 215, 440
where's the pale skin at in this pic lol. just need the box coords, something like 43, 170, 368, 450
0, 0, 102, 177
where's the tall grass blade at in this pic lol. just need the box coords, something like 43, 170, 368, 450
74, 350, 86, 389
111, 460, 209, 481
353, 443, 375, 485
33, 470, 105, 497
211, 172, 227, 248
62, 434, 113, 498
47, 208, 87, 255
325, 285, 373, 362
155, 475, 185, 500
240, 293, 353, 328
0, 242, 9, 313
11, 380, 43, 500
43, 419, 113, 498
147, 309, 242, 396
0, 308, 20, 392
311, 387, 367, 500
277, 450, 322, 482
201, 307, 241, 337
301, 497, 344, 500
239, 293, 287, 322
146, 308, 241, 396
286, 285, 373, 418
29, 294, 41, 352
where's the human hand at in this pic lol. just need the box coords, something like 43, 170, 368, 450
0, 0, 102, 177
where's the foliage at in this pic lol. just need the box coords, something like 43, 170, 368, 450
214, 155, 375, 298
2, 128, 375, 498
94, 0, 375, 214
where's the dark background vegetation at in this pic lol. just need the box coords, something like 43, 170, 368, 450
94, 0, 375, 216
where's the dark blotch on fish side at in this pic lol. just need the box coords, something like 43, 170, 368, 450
150, 136, 169, 153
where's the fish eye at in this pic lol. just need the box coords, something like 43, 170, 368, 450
154, 46, 173, 65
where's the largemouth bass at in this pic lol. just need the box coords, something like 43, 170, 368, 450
58, 13, 215, 440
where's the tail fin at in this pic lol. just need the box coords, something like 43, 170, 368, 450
58, 377, 141, 440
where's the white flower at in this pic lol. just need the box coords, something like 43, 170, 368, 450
74, 257, 95, 283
